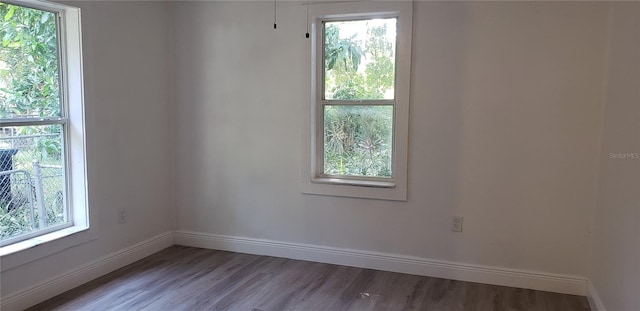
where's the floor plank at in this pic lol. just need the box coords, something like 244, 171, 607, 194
27, 246, 591, 311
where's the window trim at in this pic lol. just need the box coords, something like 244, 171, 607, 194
301, 0, 412, 201
0, 0, 92, 260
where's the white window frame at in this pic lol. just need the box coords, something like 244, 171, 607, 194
301, 1, 412, 201
0, 0, 90, 260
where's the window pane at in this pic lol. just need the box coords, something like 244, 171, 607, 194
0, 4, 61, 119
324, 105, 392, 177
324, 18, 396, 100
0, 125, 67, 241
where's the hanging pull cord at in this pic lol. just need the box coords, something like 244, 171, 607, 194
305, 0, 310, 38
273, 0, 277, 29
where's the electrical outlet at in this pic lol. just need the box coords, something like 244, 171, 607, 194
118, 208, 127, 224
452, 216, 463, 232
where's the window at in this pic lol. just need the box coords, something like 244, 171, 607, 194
302, 1, 412, 201
0, 1, 87, 252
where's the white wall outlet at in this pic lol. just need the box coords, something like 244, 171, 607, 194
118, 208, 127, 224
452, 216, 463, 232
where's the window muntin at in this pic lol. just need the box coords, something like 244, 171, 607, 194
318, 17, 398, 181
0, 3, 71, 246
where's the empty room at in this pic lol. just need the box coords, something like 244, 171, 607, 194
0, 0, 638, 310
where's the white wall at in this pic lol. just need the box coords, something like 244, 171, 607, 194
589, 2, 640, 311
4, 1, 635, 307
0, 0, 174, 300
173, 1, 609, 277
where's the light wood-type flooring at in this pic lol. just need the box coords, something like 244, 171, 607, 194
28, 246, 591, 311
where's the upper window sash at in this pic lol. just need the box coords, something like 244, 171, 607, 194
0, 1, 65, 121
320, 16, 398, 102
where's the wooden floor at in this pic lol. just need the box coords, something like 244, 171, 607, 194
28, 246, 590, 311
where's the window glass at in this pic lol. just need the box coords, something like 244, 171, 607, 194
0, 4, 61, 119
324, 18, 397, 100
0, 3, 69, 245
323, 105, 393, 178
0, 125, 66, 240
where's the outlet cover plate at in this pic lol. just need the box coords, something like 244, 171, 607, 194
452, 216, 463, 232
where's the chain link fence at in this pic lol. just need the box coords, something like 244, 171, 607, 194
0, 126, 67, 241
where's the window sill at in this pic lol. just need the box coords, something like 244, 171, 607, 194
0, 225, 89, 257
301, 178, 406, 201
0, 225, 96, 272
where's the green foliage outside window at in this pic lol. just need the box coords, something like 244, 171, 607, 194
324, 105, 392, 177
0, 4, 65, 240
323, 19, 396, 178
0, 3, 61, 160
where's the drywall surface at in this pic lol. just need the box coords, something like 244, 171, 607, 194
173, 1, 608, 277
589, 2, 640, 310
1, 1, 174, 299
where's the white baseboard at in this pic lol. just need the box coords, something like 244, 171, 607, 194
174, 230, 588, 296
1, 231, 174, 311
587, 280, 607, 311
